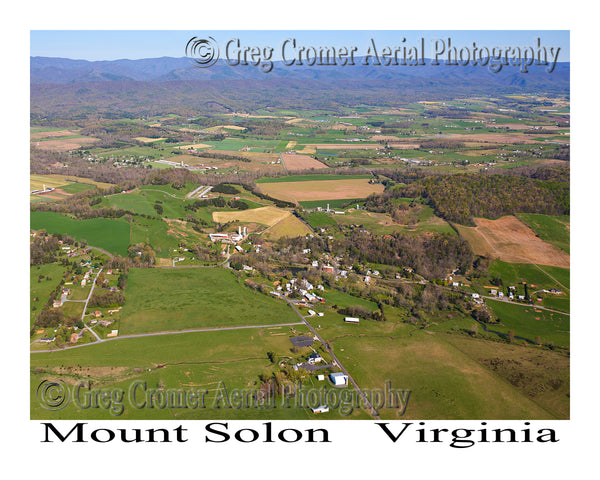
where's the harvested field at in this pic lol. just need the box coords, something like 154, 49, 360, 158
205, 125, 246, 131
455, 215, 570, 268
30, 129, 78, 140
30, 174, 112, 192
258, 178, 385, 203
134, 137, 167, 142
175, 143, 212, 150
212, 206, 290, 226
369, 135, 401, 142
31, 136, 99, 152
281, 153, 328, 171
262, 214, 313, 240
388, 143, 422, 149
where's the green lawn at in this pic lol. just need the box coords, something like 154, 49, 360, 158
119, 267, 302, 334
30, 211, 130, 256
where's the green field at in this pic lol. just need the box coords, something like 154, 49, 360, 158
30, 263, 67, 328
517, 213, 570, 253
30, 326, 338, 420
326, 329, 556, 419
303, 212, 338, 228
488, 260, 570, 291
486, 299, 570, 347
129, 216, 178, 258
120, 267, 302, 334
320, 289, 379, 311
30, 211, 130, 256
60, 183, 97, 194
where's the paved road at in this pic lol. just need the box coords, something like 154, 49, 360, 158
30, 322, 305, 353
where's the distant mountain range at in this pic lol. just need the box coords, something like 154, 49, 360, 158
31, 56, 569, 88
30, 56, 569, 117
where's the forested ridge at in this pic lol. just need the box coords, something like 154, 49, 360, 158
366, 170, 569, 226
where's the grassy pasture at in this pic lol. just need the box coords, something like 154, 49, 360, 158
104, 189, 190, 220
30, 211, 130, 256
327, 330, 554, 419
488, 260, 570, 291
119, 267, 301, 334
29, 326, 328, 420
129, 217, 179, 257
485, 299, 570, 347
319, 289, 379, 311
441, 335, 569, 419
303, 212, 338, 229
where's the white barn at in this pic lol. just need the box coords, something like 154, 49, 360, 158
330, 372, 348, 386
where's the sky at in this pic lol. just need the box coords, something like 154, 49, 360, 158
30, 30, 570, 62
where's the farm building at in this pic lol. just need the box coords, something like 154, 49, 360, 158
312, 405, 329, 414
344, 317, 360, 324
307, 352, 323, 364
330, 372, 348, 386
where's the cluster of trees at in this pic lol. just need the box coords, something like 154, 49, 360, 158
337, 305, 385, 322
30, 232, 63, 265
393, 172, 569, 225
183, 151, 251, 163
127, 243, 155, 266
211, 183, 240, 194
331, 231, 474, 280
363, 193, 421, 224
88, 290, 124, 308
